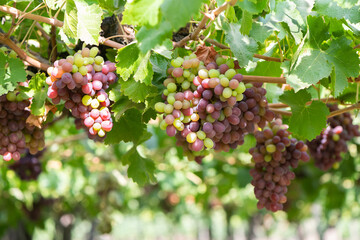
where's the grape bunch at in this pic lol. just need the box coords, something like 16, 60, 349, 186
46, 47, 117, 140
8, 150, 43, 180
307, 104, 360, 171
0, 91, 45, 161
249, 119, 310, 212
154, 53, 274, 157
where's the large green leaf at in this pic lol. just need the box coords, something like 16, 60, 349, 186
0, 55, 26, 95
315, 0, 360, 23
122, 0, 164, 26
115, 43, 141, 81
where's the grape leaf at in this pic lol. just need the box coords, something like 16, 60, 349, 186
99, 0, 125, 13
161, 0, 204, 30
0, 56, 26, 95
122, 0, 164, 26
237, 0, 268, 14
240, 10, 253, 35
279, 89, 329, 140
223, 22, 258, 67
315, 0, 360, 23
29, 73, 47, 116
105, 108, 147, 144
293, 0, 315, 21
133, 51, 154, 86
239, 61, 282, 77
307, 15, 329, 49
122, 146, 156, 185
75, 0, 103, 45
136, 20, 173, 53
115, 43, 140, 81
63, 0, 78, 39
249, 22, 273, 43
118, 78, 157, 103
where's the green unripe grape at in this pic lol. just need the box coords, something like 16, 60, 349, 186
91, 99, 100, 109
160, 120, 167, 130
173, 119, 182, 128
176, 76, 184, 83
16, 94, 23, 102
93, 122, 101, 131
219, 111, 225, 121
182, 100, 190, 109
222, 88, 233, 98
176, 57, 184, 65
198, 69, 208, 79
155, 102, 165, 112
176, 122, 184, 131
189, 53, 197, 59
206, 115, 215, 123
225, 69, 236, 79
236, 93, 244, 101
6, 92, 16, 101
83, 58, 89, 65
189, 73, 195, 80
204, 138, 214, 149
226, 59, 234, 69
209, 69, 220, 78
168, 92, 175, 98
87, 57, 94, 65
183, 70, 191, 78
179, 112, 184, 121
167, 95, 176, 105
332, 134, 340, 141
79, 66, 88, 75
183, 116, 191, 123
171, 59, 182, 68
219, 95, 227, 102
25, 134, 31, 143
181, 81, 191, 90
264, 155, 272, 162
220, 77, 229, 87
167, 82, 177, 93
164, 104, 174, 114
72, 65, 79, 73
66, 56, 74, 64
245, 83, 253, 88
196, 131, 206, 140
266, 144, 276, 153
89, 47, 99, 58
82, 95, 92, 106
94, 56, 104, 65
98, 129, 106, 137
9, 50, 17, 58
235, 82, 246, 93
186, 132, 197, 143
216, 57, 226, 66
232, 90, 238, 97
163, 89, 169, 96
74, 57, 84, 67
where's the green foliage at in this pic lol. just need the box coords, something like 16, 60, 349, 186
0, 52, 26, 95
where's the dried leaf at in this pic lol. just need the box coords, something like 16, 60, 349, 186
194, 45, 217, 65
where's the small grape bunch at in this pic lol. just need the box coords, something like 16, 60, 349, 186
46, 47, 117, 140
0, 91, 45, 161
249, 119, 310, 212
155, 53, 272, 157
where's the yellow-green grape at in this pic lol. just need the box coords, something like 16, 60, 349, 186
204, 138, 214, 148
179, 112, 184, 121
16, 94, 23, 102
155, 102, 166, 112
189, 53, 197, 59
264, 155, 272, 162
79, 66, 88, 75
183, 116, 191, 123
83, 58, 89, 65
89, 47, 99, 58
196, 131, 206, 140
97, 95, 106, 102
95, 56, 104, 65
225, 69, 236, 79
98, 129, 106, 137
74, 53, 84, 67
9, 50, 17, 58
91, 99, 100, 109
171, 59, 182, 68
226, 59, 235, 69
24, 134, 31, 143
72, 65, 79, 73
163, 89, 169, 96
222, 88, 232, 98
332, 134, 340, 141
186, 132, 197, 143
183, 70, 191, 78
219, 111, 225, 121
220, 77, 229, 87
235, 82, 246, 93
232, 91, 238, 97
167, 82, 177, 93
82, 95, 92, 106
167, 95, 176, 105
208, 69, 220, 78
266, 144, 276, 153
160, 120, 167, 130
176, 123, 184, 131
181, 81, 190, 90
219, 95, 227, 102
198, 69, 208, 79
164, 104, 174, 114
245, 83, 253, 88
6, 92, 16, 101
66, 56, 74, 64
93, 122, 101, 131
87, 57, 95, 65
216, 56, 226, 66
206, 115, 215, 123
94, 64, 102, 72
236, 93, 244, 101
182, 100, 190, 109
176, 77, 184, 84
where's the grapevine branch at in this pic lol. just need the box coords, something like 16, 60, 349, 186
174, 0, 238, 48
0, 5, 124, 49
243, 75, 286, 84
0, 33, 51, 71
270, 103, 360, 119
